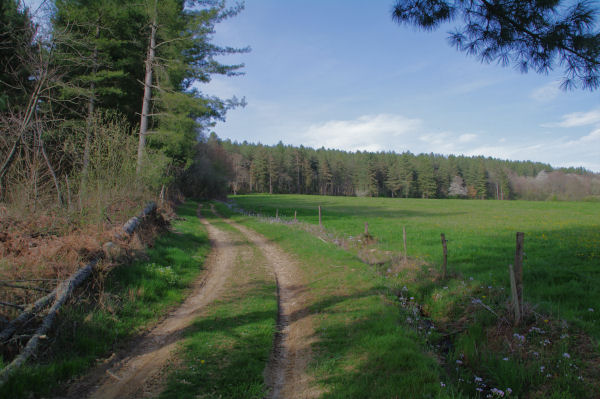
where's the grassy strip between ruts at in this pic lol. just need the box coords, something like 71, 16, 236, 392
0, 200, 210, 399
214, 202, 458, 399
159, 206, 278, 399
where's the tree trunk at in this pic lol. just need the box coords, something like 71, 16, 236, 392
37, 122, 63, 206
81, 22, 100, 191
137, 2, 157, 174
0, 70, 45, 199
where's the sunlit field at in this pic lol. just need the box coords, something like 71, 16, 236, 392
232, 194, 600, 338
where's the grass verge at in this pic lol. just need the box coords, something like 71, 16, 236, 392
0, 200, 210, 399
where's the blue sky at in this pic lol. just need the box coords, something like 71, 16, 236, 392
23, 0, 599, 171
205, 0, 600, 172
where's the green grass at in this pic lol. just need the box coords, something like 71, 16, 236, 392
214, 202, 458, 398
231, 194, 600, 339
228, 195, 600, 398
0, 201, 210, 399
160, 209, 278, 399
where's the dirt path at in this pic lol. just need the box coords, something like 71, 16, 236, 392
219, 210, 320, 399
65, 206, 318, 398
72, 207, 236, 399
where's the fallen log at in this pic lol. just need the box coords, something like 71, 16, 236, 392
0, 202, 157, 343
0, 259, 97, 385
0, 201, 157, 387
0, 292, 55, 342
121, 202, 156, 236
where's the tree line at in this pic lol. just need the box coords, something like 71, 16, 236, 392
0, 0, 244, 215
207, 138, 599, 201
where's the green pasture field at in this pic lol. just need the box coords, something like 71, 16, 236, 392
231, 195, 600, 339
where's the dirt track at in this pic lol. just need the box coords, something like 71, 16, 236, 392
78, 207, 235, 399
67, 206, 317, 398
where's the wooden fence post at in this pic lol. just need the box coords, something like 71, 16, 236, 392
364, 222, 369, 236
318, 205, 322, 227
441, 233, 448, 279
514, 232, 524, 315
294, 210, 297, 222
509, 264, 521, 325
276, 208, 279, 219
403, 226, 407, 263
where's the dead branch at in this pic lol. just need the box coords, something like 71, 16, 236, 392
0, 283, 52, 293
0, 301, 24, 311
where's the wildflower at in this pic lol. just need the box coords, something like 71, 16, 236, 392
482, 295, 486, 298
588, 308, 594, 312
540, 366, 545, 373
532, 351, 539, 357
470, 277, 474, 280
544, 319, 549, 323
201, 359, 205, 364
506, 388, 512, 394
440, 381, 446, 387
443, 286, 448, 290
456, 359, 463, 365
563, 352, 571, 359
474, 376, 483, 383
503, 357, 509, 361
476, 387, 484, 392
488, 286, 492, 289
491, 387, 505, 397
410, 296, 414, 300
560, 333, 569, 339
512, 333, 525, 343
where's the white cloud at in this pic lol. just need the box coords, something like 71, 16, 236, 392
301, 114, 422, 152
545, 108, 600, 128
565, 128, 600, 145
458, 133, 477, 143
530, 81, 561, 102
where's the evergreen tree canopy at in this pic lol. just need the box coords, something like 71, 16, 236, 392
392, 0, 600, 90
0, 0, 35, 111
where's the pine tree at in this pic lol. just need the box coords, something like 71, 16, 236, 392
385, 160, 403, 197
474, 160, 488, 199
417, 157, 437, 198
